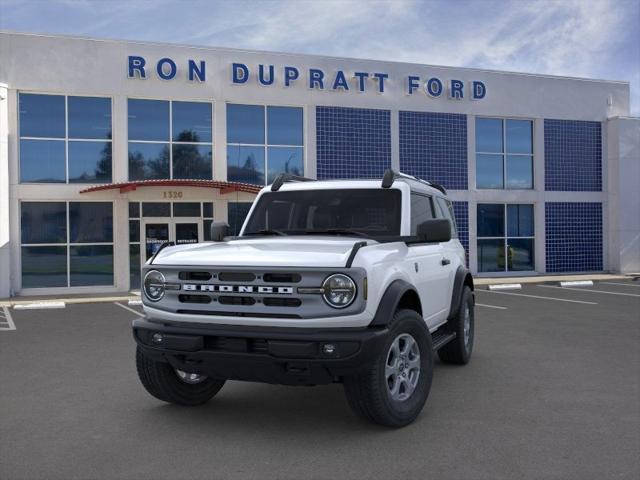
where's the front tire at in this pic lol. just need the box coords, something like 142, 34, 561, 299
343, 309, 433, 428
438, 286, 474, 365
136, 346, 225, 406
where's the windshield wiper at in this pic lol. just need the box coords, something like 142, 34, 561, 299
305, 229, 370, 238
247, 229, 287, 236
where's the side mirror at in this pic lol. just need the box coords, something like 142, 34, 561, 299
210, 221, 229, 242
416, 219, 451, 243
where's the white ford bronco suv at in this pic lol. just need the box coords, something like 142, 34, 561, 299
133, 169, 475, 427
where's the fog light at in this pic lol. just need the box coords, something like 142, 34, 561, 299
322, 343, 336, 354
152, 333, 164, 344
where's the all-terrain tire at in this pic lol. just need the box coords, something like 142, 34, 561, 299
136, 346, 225, 406
343, 309, 433, 428
437, 286, 474, 365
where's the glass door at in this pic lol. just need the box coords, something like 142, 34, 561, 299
143, 221, 170, 260
174, 220, 201, 245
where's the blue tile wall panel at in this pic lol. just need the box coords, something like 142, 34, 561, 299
316, 106, 391, 179
452, 201, 469, 265
545, 202, 603, 272
399, 111, 467, 190
544, 119, 602, 191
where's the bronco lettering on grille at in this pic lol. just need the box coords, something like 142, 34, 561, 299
182, 284, 293, 294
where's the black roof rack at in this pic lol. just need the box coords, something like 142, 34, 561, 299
381, 169, 447, 195
271, 173, 316, 191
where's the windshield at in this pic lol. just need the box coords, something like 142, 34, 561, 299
242, 189, 401, 238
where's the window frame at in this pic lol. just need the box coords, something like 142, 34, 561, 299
19, 200, 115, 289
18, 92, 114, 185
476, 202, 536, 273
127, 98, 214, 181
226, 102, 306, 186
475, 116, 534, 190
409, 192, 435, 235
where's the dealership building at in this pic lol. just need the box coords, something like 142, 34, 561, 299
0, 31, 638, 297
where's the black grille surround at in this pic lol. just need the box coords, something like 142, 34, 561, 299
143, 266, 367, 319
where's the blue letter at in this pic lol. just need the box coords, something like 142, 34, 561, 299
425, 77, 443, 97
232, 63, 249, 84
128, 56, 146, 79
284, 66, 299, 87
449, 79, 464, 99
156, 58, 177, 80
373, 73, 388, 93
309, 69, 324, 89
188, 60, 205, 82
332, 70, 349, 91
258, 64, 274, 86
407, 76, 420, 95
353, 72, 368, 92
472, 81, 486, 99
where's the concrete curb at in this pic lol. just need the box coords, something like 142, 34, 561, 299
0, 295, 139, 308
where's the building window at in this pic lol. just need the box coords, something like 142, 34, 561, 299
19, 93, 112, 184
128, 99, 213, 181
477, 203, 534, 272
21, 202, 114, 288
227, 104, 304, 185
476, 118, 533, 189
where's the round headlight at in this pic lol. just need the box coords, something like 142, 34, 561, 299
144, 270, 166, 302
322, 274, 356, 308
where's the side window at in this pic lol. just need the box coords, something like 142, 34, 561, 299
435, 197, 458, 238
410, 193, 435, 235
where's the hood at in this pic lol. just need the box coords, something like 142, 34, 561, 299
151, 236, 369, 268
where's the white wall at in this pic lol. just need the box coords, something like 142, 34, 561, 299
607, 117, 640, 273
0, 83, 9, 298
0, 32, 630, 120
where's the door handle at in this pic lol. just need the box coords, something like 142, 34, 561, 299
441, 258, 451, 266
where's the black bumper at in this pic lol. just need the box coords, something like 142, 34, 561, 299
132, 318, 390, 385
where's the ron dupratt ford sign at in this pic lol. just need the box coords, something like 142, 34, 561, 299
127, 56, 487, 100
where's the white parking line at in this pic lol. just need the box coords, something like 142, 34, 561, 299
601, 282, 640, 288
476, 303, 507, 310
539, 285, 640, 297
114, 302, 145, 317
1, 306, 16, 331
479, 290, 598, 305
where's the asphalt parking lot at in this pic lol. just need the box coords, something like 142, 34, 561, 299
1, 280, 639, 480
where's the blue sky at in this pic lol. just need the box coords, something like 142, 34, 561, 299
1, 0, 638, 114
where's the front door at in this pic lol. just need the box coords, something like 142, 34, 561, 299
144, 221, 170, 260
142, 219, 202, 261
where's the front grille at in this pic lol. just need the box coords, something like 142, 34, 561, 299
218, 271, 256, 282
178, 294, 211, 304
152, 266, 366, 319
179, 271, 212, 281
218, 296, 256, 306
263, 273, 301, 283
263, 297, 302, 307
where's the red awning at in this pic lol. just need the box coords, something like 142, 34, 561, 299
79, 179, 262, 195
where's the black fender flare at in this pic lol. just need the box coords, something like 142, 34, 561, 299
448, 266, 474, 320
369, 279, 420, 327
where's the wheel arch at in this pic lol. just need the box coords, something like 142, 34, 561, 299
448, 266, 474, 320
369, 279, 422, 327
